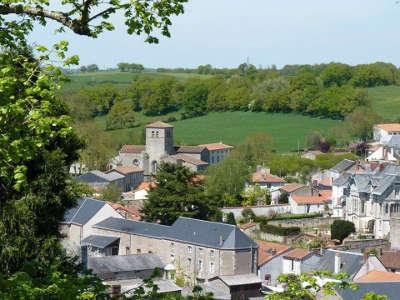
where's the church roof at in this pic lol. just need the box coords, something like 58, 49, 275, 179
146, 121, 173, 128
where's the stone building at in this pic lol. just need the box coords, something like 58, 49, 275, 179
112, 121, 232, 177
91, 216, 258, 286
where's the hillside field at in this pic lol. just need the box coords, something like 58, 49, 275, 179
98, 112, 341, 152
368, 85, 400, 120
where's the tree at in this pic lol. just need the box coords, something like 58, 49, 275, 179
101, 183, 122, 203
141, 162, 220, 225
182, 79, 209, 118
118, 62, 144, 73
241, 208, 256, 223
226, 212, 237, 225
0, 48, 83, 275
320, 63, 352, 87
0, 0, 187, 43
86, 64, 99, 72
331, 220, 355, 243
241, 185, 271, 206
106, 100, 136, 129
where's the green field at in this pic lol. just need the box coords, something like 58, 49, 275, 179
99, 111, 341, 152
61, 71, 211, 93
368, 85, 400, 120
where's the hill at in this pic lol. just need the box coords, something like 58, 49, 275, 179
368, 85, 400, 121
97, 111, 341, 152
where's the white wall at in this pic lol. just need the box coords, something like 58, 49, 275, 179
83, 203, 123, 239
222, 204, 291, 219
282, 258, 301, 275
288, 197, 324, 214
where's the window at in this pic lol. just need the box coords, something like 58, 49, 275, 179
264, 274, 271, 285
170, 254, 175, 263
136, 249, 141, 254
156, 131, 159, 137
210, 250, 215, 260
209, 262, 215, 273
198, 259, 203, 272
187, 258, 192, 272
151, 131, 155, 137
290, 259, 294, 271
188, 246, 192, 254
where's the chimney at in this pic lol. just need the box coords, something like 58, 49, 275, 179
334, 253, 341, 274
81, 245, 88, 271
219, 235, 224, 246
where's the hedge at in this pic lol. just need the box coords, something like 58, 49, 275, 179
260, 223, 301, 236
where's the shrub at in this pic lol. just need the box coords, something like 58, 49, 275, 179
241, 208, 256, 222
226, 212, 237, 225
331, 220, 355, 242
260, 223, 300, 236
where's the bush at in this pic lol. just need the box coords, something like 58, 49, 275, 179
331, 220, 355, 242
226, 212, 237, 225
260, 223, 301, 236
241, 208, 256, 222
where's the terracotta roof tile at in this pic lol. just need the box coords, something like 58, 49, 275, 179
280, 183, 305, 193
283, 248, 312, 260
176, 146, 206, 153
108, 202, 141, 221
169, 154, 208, 166
257, 240, 291, 266
134, 181, 156, 192
110, 166, 144, 175
375, 123, 400, 132
240, 223, 257, 230
357, 270, 400, 283
146, 121, 173, 128
120, 145, 145, 153
197, 142, 233, 151
380, 251, 400, 270
292, 191, 331, 205
252, 172, 285, 184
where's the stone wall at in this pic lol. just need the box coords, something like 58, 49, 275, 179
336, 238, 389, 251
222, 204, 291, 219
268, 217, 338, 228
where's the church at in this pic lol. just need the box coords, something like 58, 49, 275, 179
112, 121, 233, 177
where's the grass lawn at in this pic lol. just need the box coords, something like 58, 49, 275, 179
99, 111, 341, 152
61, 71, 211, 93
368, 85, 400, 121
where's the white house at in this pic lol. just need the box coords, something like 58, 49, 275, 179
289, 191, 331, 214
282, 249, 316, 275
250, 166, 286, 203
373, 123, 400, 144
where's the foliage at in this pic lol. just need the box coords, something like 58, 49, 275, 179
225, 212, 237, 225
320, 63, 353, 87
0, 47, 83, 275
101, 183, 122, 203
331, 220, 356, 242
182, 79, 209, 118
117, 62, 144, 73
106, 100, 136, 130
279, 191, 289, 204
242, 185, 271, 206
141, 162, 221, 225
241, 208, 256, 223
313, 153, 358, 171
260, 224, 301, 236
265, 271, 358, 300
0, 258, 108, 299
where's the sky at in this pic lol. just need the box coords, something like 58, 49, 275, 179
29, 0, 400, 69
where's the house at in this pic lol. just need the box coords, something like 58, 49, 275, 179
76, 170, 126, 192
112, 121, 233, 177
256, 240, 291, 286
329, 159, 356, 181
123, 181, 156, 208
60, 197, 122, 255
282, 249, 316, 275
198, 142, 233, 165
289, 190, 331, 214
250, 166, 286, 203
81, 235, 120, 257
108, 202, 141, 221
337, 163, 400, 238
91, 216, 259, 287
367, 135, 400, 163
373, 123, 400, 144
277, 183, 306, 203
106, 166, 144, 191
87, 253, 181, 297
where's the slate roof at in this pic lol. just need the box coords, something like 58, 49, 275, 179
330, 159, 355, 173
387, 135, 400, 147
93, 216, 258, 250
81, 235, 120, 249
336, 282, 400, 300
62, 197, 106, 225
332, 173, 350, 186
146, 121, 173, 128
76, 170, 124, 184
303, 249, 363, 279
218, 274, 261, 286
88, 253, 164, 277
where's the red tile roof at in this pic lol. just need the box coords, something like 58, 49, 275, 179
252, 171, 285, 184
169, 154, 208, 166
292, 191, 331, 205
110, 166, 144, 175
108, 202, 141, 221
357, 270, 400, 283
134, 181, 156, 192
257, 240, 291, 266
379, 251, 400, 270
240, 223, 257, 230
280, 183, 305, 193
120, 145, 145, 153
198, 142, 233, 151
375, 123, 400, 132
318, 177, 332, 187
283, 248, 312, 260
146, 121, 173, 128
